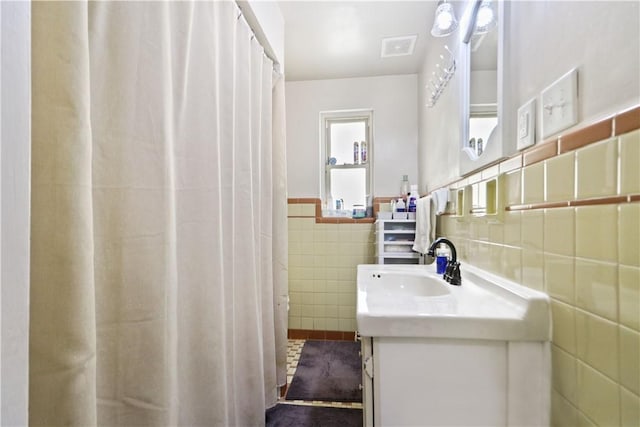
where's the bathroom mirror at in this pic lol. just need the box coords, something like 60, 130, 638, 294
459, 0, 510, 175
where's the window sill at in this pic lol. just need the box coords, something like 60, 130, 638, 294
287, 198, 377, 224
316, 217, 375, 224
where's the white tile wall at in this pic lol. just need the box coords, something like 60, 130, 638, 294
288, 206, 375, 332
437, 129, 640, 427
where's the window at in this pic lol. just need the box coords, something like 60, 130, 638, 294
321, 111, 372, 213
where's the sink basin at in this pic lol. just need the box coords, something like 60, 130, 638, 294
363, 270, 451, 297
357, 263, 550, 341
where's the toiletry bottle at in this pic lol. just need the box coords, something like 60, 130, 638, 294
436, 247, 448, 275
408, 185, 418, 212
408, 194, 417, 213
396, 198, 406, 212
400, 175, 409, 200
353, 141, 360, 164
360, 140, 367, 164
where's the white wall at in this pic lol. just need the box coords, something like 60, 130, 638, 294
470, 70, 497, 105
1, 2, 31, 425
419, 0, 640, 191
286, 74, 419, 198
505, 1, 639, 127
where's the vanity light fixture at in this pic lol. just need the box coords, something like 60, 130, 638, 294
473, 0, 497, 35
430, 0, 459, 37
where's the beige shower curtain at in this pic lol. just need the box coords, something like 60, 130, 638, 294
30, 1, 288, 425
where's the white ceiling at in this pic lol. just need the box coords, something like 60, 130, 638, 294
278, 1, 439, 81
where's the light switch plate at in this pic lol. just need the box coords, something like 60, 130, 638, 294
517, 98, 536, 150
541, 68, 578, 138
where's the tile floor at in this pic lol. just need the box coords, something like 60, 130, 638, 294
281, 339, 363, 409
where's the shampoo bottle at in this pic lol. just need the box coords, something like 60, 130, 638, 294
360, 141, 367, 164
408, 194, 417, 212
353, 141, 360, 164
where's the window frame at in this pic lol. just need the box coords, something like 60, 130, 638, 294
320, 110, 373, 213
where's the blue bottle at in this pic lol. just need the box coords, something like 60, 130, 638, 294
408, 194, 417, 212
436, 248, 448, 275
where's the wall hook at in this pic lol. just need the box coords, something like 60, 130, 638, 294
427, 45, 456, 108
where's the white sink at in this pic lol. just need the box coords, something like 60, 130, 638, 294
358, 263, 552, 426
357, 263, 551, 341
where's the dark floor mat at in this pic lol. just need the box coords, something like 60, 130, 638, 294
285, 340, 362, 402
266, 404, 362, 427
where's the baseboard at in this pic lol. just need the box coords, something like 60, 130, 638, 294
279, 383, 287, 398
287, 329, 357, 341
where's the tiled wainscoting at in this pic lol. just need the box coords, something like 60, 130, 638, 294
287, 201, 376, 334
436, 106, 639, 427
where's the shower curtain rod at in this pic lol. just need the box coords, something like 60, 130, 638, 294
234, 2, 282, 76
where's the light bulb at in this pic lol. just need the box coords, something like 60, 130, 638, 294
436, 10, 454, 31
474, 1, 497, 34
431, 2, 458, 37
476, 5, 494, 28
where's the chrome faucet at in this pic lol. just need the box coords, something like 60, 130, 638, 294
427, 238, 462, 286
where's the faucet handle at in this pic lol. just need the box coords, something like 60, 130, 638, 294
443, 261, 455, 282
449, 262, 462, 286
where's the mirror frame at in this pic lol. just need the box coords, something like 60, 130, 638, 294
459, 0, 509, 176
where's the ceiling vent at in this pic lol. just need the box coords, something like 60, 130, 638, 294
380, 35, 417, 58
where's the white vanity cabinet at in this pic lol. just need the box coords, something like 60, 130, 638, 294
356, 264, 551, 427
375, 220, 421, 265
361, 336, 549, 427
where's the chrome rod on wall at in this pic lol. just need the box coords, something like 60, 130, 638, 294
426, 45, 456, 108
